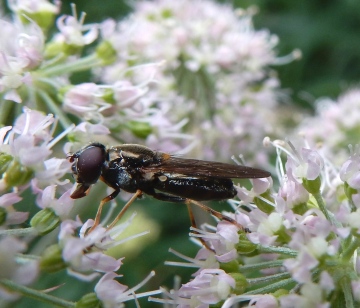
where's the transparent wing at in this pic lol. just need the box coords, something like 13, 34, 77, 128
143, 156, 271, 179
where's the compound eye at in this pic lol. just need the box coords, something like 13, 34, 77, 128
76, 145, 106, 185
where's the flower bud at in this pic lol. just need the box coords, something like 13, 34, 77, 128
96, 40, 117, 65
102, 88, 116, 104
236, 233, 257, 255
220, 259, 240, 273
273, 289, 289, 298
0, 153, 13, 175
63, 43, 84, 56
4, 159, 34, 188
127, 121, 152, 139
229, 272, 248, 294
19, 10, 56, 32
30, 208, 60, 235
45, 41, 82, 58
40, 244, 67, 273
44, 41, 65, 59
75, 293, 101, 308
254, 191, 274, 214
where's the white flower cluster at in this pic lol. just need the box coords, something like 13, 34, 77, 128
98, 0, 284, 163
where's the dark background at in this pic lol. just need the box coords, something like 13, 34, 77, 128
3, 0, 360, 307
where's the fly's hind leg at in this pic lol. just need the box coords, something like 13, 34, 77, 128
187, 199, 245, 231
185, 201, 215, 251
146, 189, 218, 249
148, 190, 186, 203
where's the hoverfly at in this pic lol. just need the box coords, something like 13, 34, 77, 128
67, 143, 271, 234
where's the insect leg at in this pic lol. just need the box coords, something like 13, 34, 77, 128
88, 189, 120, 233
151, 192, 185, 203
106, 189, 143, 230
187, 199, 245, 231
140, 186, 186, 202
186, 202, 214, 251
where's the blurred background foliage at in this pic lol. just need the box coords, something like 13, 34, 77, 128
2, 0, 360, 307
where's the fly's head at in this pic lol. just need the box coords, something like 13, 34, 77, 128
67, 143, 108, 199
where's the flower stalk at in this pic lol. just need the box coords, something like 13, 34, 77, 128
0, 279, 75, 307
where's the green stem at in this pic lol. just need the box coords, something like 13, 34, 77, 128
342, 237, 360, 262
247, 272, 291, 287
0, 227, 36, 236
0, 279, 75, 307
240, 260, 284, 272
38, 54, 102, 77
257, 245, 298, 257
341, 276, 354, 308
313, 192, 335, 225
0, 99, 14, 126
244, 277, 296, 295
37, 90, 72, 129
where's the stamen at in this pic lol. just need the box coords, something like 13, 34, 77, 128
119, 271, 158, 300
70, 3, 78, 20
273, 49, 302, 65
47, 124, 75, 149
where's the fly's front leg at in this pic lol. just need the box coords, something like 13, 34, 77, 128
106, 189, 143, 230
88, 189, 120, 233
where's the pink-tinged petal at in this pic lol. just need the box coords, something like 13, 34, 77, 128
6, 211, 29, 225
62, 238, 88, 262
36, 158, 72, 183
352, 193, 360, 207
339, 159, 357, 181
236, 186, 253, 203
247, 232, 277, 246
21, 72, 33, 85
95, 272, 128, 301
248, 295, 278, 308
348, 173, 360, 190
100, 19, 116, 37
14, 108, 53, 136
279, 294, 301, 307
216, 249, 238, 263
194, 247, 213, 260
216, 222, 239, 243
319, 271, 334, 292
301, 148, 324, 179
81, 252, 121, 272
0, 236, 38, 294
352, 281, 360, 302
37, 185, 56, 209
178, 269, 235, 305
53, 189, 74, 218
0, 192, 22, 206
12, 135, 51, 166
13, 260, 39, 285
335, 227, 350, 239
4, 90, 22, 103
252, 177, 271, 194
